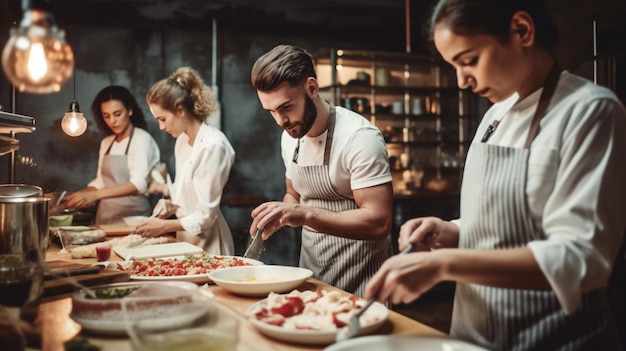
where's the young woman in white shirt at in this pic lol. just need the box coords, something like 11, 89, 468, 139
136, 67, 236, 255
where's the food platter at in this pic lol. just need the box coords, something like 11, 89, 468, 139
120, 253, 264, 284
324, 335, 489, 351
247, 290, 388, 345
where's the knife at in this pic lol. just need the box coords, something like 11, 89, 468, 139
44, 266, 103, 280
125, 206, 163, 249
243, 228, 264, 259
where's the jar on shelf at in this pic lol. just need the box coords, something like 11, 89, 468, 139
412, 98, 423, 115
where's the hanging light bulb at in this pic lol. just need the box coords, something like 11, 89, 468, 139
2, 1, 74, 93
61, 99, 87, 137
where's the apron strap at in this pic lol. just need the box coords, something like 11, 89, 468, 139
291, 102, 337, 165
524, 64, 562, 149
323, 104, 336, 165
105, 126, 135, 155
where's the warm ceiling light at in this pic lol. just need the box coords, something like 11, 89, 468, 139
61, 99, 87, 137
1, 1, 74, 94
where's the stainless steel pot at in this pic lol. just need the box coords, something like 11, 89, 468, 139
0, 196, 50, 264
0, 184, 43, 199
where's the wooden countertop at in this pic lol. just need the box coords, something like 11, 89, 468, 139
36, 243, 449, 351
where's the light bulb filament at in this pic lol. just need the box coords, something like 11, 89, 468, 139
27, 42, 47, 81
68, 114, 79, 133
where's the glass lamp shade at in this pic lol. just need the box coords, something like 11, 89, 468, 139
1, 9, 74, 94
61, 100, 87, 137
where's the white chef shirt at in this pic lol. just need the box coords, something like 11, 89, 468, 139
463, 71, 626, 314
171, 122, 235, 237
88, 127, 160, 194
281, 106, 392, 198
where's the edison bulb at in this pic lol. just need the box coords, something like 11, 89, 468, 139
61, 100, 87, 137
2, 9, 74, 94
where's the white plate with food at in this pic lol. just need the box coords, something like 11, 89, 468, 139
71, 281, 198, 336
247, 289, 388, 345
324, 335, 489, 351
118, 253, 264, 284
208, 265, 312, 296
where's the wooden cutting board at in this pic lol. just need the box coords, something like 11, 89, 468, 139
113, 241, 203, 260
43, 260, 129, 298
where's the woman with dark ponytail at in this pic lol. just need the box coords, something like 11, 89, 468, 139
366, 0, 626, 349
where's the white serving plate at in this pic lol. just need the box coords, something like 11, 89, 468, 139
125, 255, 264, 284
208, 265, 312, 296
324, 335, 489, 351
247, 297, 388, 345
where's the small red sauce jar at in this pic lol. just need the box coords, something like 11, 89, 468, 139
96, 246, 111, 262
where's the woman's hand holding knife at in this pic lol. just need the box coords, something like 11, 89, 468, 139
364, 216, 447, 305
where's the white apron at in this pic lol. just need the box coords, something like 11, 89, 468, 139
292, 105, 392, 297
95, 127, 151, 224
451, 65, 621, 350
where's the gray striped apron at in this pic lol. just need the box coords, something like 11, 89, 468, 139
451, 65, 621, 350
95, 127, 151, 224
292, 105, 392, 297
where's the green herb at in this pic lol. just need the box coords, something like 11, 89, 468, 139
65, 337, 101, 351
88, 286, 141, 299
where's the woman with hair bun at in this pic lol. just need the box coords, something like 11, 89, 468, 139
365, 0, 626, 349
136, 67, 236, 255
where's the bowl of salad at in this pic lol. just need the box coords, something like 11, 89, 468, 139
71, 281, 198, 335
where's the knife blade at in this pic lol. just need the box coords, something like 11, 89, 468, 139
125, 206, 163, 248
44, 266, 103, 280
243, 228, 264, 259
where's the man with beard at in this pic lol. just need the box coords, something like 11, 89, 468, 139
249, 44, 393, 296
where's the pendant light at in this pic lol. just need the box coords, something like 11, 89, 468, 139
1, 0, 74, 94
61, 63, 86, 137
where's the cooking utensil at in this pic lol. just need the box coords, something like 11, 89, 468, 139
1, 196, 50, 266
44, 265, 102, 280
126, 237, 148, 249
243, 228, 264, 259
0, 184, 43, 198
125, 206, 163, 249
336, 243, 414, 342
55, 190, 67, 207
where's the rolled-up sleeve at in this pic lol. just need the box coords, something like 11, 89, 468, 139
127, 131, 160, 194
528, 97, 626, 314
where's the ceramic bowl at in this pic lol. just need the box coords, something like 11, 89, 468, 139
71, 281, 198, 323
208, 265, 312, 296
123, 216, 149, 227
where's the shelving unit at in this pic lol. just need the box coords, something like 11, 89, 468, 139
316, 49, 478, 199
0, 110, 36, 183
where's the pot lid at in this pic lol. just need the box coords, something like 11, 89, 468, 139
0, 184, 43, 198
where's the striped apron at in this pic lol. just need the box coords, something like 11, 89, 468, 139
451, 66, 621, 350
291, 105, 392, 297
95, 127, 151, 224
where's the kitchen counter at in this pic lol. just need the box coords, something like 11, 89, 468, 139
36, 243, 449, 351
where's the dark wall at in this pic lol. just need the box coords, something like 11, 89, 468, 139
0, 8, 414, 265
1, 0, 624, 265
